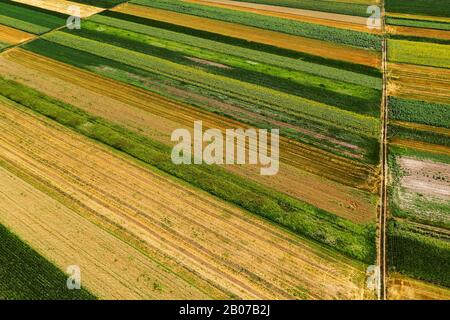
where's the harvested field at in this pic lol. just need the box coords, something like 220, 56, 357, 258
388, 273, 450, 300
0, 164, 217, 300
0, 48, 378, 223
183, 0, 377, 33
388, 63, 450, 104
112, 4, 381, 68
0, 24, 34, 46
387, 25, 450, 41
0, 97, 370, 299
397, 157, 450, 200
12, 0, 104, 18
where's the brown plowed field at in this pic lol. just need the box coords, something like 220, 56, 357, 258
0, 165, 219, 299
184, 0, 378, 33
0, 48, 378, 223
387, 25, 450, 41
0, 98, 369, 299
388, 273, 450, 300
112, 4, 381, 68
388, 63, 450, 104
12, 0, 103, 18
0, 25, 34, 45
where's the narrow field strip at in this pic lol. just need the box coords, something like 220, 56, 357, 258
387, 25, 450, 41
0, 98, 369, 299
0, 164, 216, 300
11, 0, 103, 18
112, 4, 381, 68
388, 39, 450, 69
183, 0, 376, 33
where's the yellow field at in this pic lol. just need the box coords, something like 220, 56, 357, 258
388, 273, 450, 300
12, 0, 103, 18
0, 24, 34, 46
0, 96, 372, 299
388, 63, 450, 105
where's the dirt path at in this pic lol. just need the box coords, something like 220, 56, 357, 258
12, 0, 104, 18
0, 98, 369, 299
113, 3, 381, 68
184, 0, 378, 33
0, 48, 379, 223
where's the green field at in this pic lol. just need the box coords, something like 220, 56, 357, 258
388, 97, 450, 129
387, 17, 450, 31
0, 223, 95, 299
91, 12, 382, 88
74, 20, 381, 116
388, 39, 450, 69
0, 76, 377, 263
0, 1, 66, 34
130, 0, 381, 50
388, 220, 450, 287
386, 0, 450, 18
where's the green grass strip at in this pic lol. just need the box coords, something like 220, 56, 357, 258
0, 76, 376, 263
0, 14, 49, 34
387, 17, 450, 31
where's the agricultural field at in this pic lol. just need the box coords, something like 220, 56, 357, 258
0, 0, 447, 302
386, 2, 450, 299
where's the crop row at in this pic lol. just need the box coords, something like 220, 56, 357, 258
23, 38, 379, 164
39, 32, 380, 139
90, 13, 382, 89
70, 0, 127, 8
231, 0, 371, 17
0, 222, 95, 299
130, 0, 382, 50
388, 123, 450, 147
76, 20, 381, 116
388, 97, 450, 129
0, 76, 377, 263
